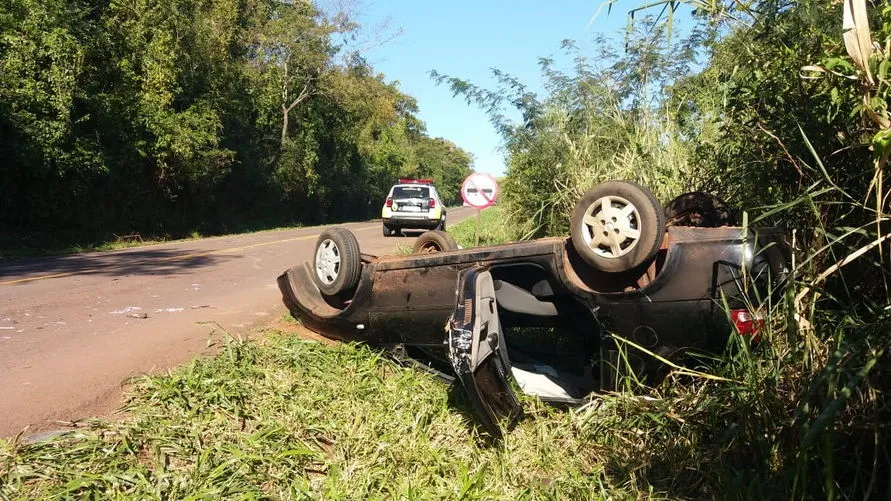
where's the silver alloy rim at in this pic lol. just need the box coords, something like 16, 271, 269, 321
315, 239, 341, 285
580, 195, 641, 259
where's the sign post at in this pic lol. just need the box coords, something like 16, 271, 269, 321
460, 173, 499, 246
476, 207, 481, 246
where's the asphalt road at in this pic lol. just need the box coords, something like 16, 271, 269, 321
0, 207, 477, 437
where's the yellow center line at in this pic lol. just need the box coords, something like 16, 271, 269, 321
0, 224, 379, 286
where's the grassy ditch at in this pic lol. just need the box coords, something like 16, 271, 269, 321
0, 328, 622, 500
448, 206, 517, 248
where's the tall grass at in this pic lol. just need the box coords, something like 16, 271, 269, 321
496, 80, 707, 239
433, 28, 708, 239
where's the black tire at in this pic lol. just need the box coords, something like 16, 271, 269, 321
570, 180, 664, 273
413, 230, 459, 254
312, 227, 362, 296
383, 224, 393, 237
664, 191, 739, 227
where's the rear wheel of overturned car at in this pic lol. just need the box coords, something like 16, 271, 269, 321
570, 180, 665, 273
413, 230, 459, 254
313, 227, 362, 296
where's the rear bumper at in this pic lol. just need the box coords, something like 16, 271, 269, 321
383, 215, 442, 229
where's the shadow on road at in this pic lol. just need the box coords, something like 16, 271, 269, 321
392, 230, 428, 238
0, 248, 235, 282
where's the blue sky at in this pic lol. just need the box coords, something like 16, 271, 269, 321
358, 0, 646, 176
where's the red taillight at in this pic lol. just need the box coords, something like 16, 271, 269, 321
731, 309, 765, 341
386, 197, 393, 207
428, 198, 436, 208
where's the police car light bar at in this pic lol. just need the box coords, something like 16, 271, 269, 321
398, 178, 433, 185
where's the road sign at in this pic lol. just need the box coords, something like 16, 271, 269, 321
460, 173, 499, 209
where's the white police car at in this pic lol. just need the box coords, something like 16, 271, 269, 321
381, 179, 446, 236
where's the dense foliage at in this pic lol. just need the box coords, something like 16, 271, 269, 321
0, 0, 472, 250
437, 0, 891, 498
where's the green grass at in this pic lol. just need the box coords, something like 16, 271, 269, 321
449, 206, 516, 247
391, 243, 414, 256
0, 331, 623, 500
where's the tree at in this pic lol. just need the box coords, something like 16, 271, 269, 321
249, 0, 332, 148
412, 137, 473, 206
0, 0, 99, 224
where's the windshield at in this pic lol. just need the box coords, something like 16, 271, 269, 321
392, 186, 430, 198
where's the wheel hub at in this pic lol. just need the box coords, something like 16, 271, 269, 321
315, 239, 341, 285
580, 195, 642, 259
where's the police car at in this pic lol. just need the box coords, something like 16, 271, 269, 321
381, 179, 446, 236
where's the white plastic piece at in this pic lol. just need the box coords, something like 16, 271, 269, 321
510, 363, 574, 400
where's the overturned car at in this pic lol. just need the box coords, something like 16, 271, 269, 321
278, 181, 790, 437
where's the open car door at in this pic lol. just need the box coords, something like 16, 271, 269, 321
447, 267, 522, 438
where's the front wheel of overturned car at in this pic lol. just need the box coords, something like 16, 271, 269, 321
313, 227, 362, 296
570, 180, 664, 273
413, 230, 459, 254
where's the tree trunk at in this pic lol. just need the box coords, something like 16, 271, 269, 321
281, 105, 289, 146
280, 85, 311, 148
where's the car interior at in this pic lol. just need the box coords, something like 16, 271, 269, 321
488, 263, 601, 401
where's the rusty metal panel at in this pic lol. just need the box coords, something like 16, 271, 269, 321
369, 266, 459, 310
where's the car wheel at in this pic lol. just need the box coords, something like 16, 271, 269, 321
413, 230, 459, 254
664, 191, 738, 227
570, 180, 664, 273
383, 224, 393, 237
313, 227, 362, 296
436, 215, 446, 231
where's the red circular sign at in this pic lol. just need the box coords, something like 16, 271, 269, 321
460, 173, 499, 209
